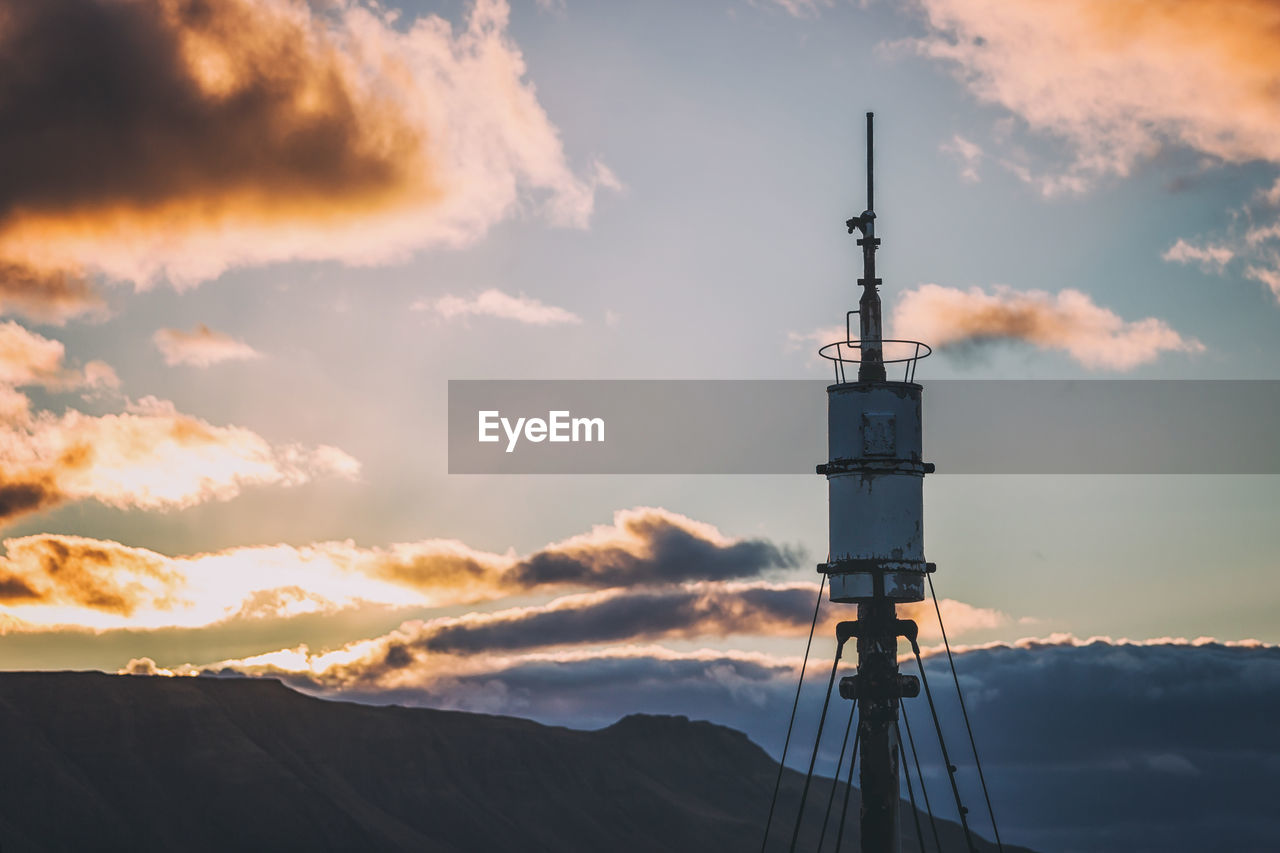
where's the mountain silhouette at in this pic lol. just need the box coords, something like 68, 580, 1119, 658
0, 671, 1023, 852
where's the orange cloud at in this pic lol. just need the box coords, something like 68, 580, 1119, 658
0, 320, 117, 392
0, 320, 356, 525
0, 0, 611, 315
0, 263, 106, 325
912, 0, 1280, 189
153, 324, 261, 367
164, 583, 1011, 694
893, 283, 1204, 370
0, 396, 359, 526
0, 535, 182, 616
0, 508, 799, 630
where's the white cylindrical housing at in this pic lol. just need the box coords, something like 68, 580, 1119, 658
821, 382, 929, 603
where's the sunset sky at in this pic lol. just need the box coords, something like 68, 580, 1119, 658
1, 0, 1278, 769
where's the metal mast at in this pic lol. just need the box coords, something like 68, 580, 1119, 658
850, 112, 885, 383
818, 112, 934, 853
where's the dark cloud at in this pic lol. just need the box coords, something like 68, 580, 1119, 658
510, 511, 802, 589
0, 477, 61, 523
0, 0, 607, 309
251, 638, 1280, 853
0, 0, 420, 223
417, 584, 814, 655
371, 508, 804, 602
0, 447, 90, 525
907, 639, 1280, 853
0, 262, 104, 324
0, 534, 180, 615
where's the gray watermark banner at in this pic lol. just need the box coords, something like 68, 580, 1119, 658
448, 380, 1280, 474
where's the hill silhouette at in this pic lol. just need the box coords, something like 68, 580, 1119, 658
0, 671, 1021, 852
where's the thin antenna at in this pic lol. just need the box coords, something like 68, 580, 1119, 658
866, 111, 874, 214
845, 111, 885, 382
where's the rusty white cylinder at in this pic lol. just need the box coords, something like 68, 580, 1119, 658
823, 382, 929, 603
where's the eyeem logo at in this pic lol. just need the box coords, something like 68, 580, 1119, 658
478, 410, 605, 453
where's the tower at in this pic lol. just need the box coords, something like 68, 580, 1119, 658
817, 112, 934, 853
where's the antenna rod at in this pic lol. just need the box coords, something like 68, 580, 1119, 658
850, 111, 885, 382
867, 111, 874, 213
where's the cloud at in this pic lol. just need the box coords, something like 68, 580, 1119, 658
190, 581, 1005, 691
505, 508, 802, 589
0, 320, 117, 393
153, 324, 261, 367
753, 0, 835, 18
909, 0, 1280, 190
414, 288, 582, 326
140, 564, 1007, 700
0, 263, 106, 325
1160, 176, 1280, 306
1162, 239, 1234, 272
0, 507, 800, 630
121, 656, 176, 676
898, 637, 1280, 853
172, 637, 1280, 853
0, 396, 359, 527
0, 533, 415, 629
941, 134, 983, 182
346, 582, 821, 665
1244, 263, 1280, 302
0, 318, 357, 526
0, 0, 612, 318
0, 535, 182, 616
893, 283, 1204, 370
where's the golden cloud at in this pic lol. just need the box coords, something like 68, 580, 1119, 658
0, 0, 611, 316
164, 582, 1011, 695
0, 535, 181, 616
0, 508, 799, 630
0, 396, 359, 526
913, 0, 1280, 188
152, 324, 261, 367
0, 320, 357, 526
893, 283, 1204, 370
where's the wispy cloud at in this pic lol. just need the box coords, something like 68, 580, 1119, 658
893, 283, 1204, 370
0, 263, 106, 325
0, 0, 614, 317
1161, 180, 1280, 306
0, 321, 355, 527
907, 0, 1280, 192
1244, 264, 1280, 302
1162, 239, 1234, 272
153, 324, 261, 367
0, 396, 359, 528
941, 134, 983, 182
414, 289, 582, 326
748, 0, 835, 19
0, 321, 117, 394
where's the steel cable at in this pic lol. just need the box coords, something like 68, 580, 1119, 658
927, 574, 1003, 852
901, 704, 943, 853
832, 726, 861, 853
898, 724, 927, 853
816, 699, 858, 850
788, 641, 845, 853
909, 638, 978, 852
759, 574, 825, 853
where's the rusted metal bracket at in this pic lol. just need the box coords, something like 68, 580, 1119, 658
839, 673, 920, 700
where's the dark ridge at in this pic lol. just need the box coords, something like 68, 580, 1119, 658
0, 671, 1029, 852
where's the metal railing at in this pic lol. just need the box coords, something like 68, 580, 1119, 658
818, 316, 932, 384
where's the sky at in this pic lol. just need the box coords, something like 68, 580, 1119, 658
0, 0, 1278, 847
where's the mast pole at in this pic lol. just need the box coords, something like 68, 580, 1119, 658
855, 112, 885, 383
